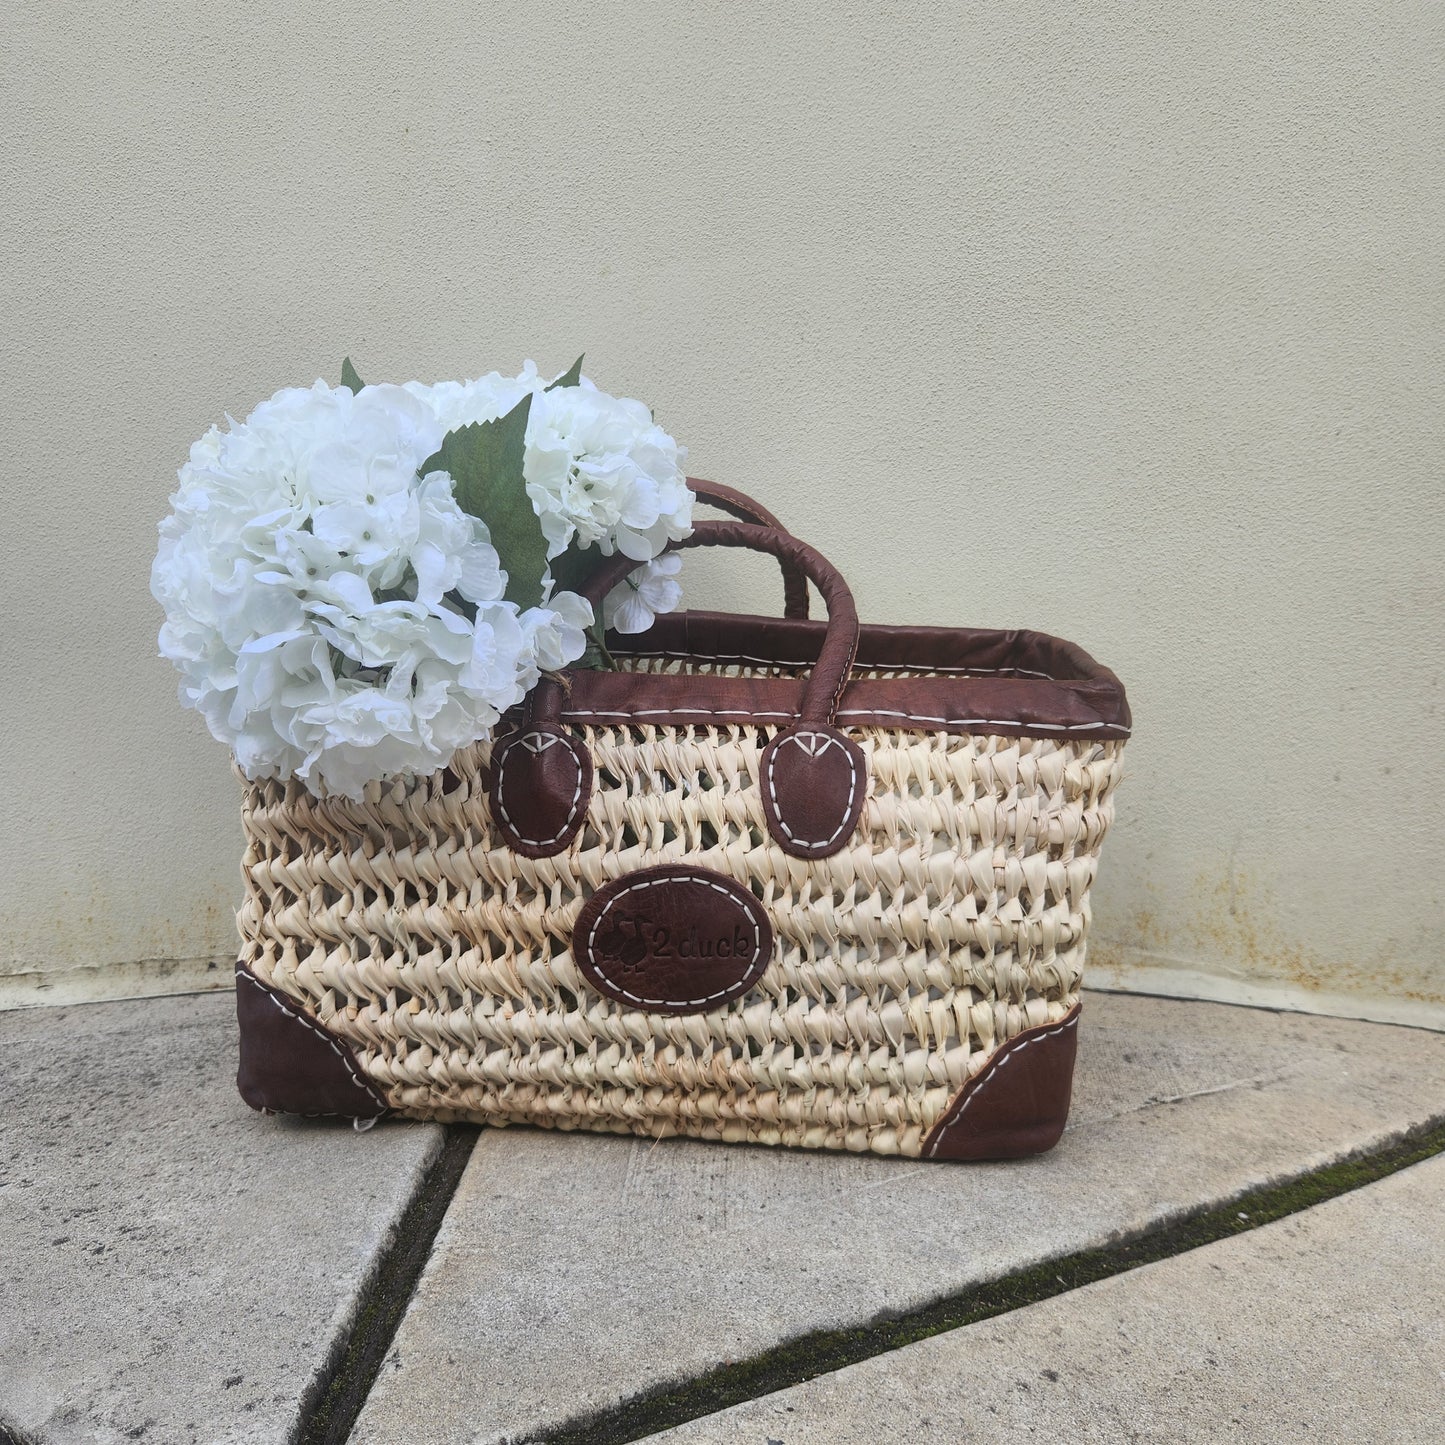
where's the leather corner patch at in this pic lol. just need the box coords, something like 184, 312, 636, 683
759, 725, 867, 858
922, 1005, 1081, 1162
235, 964, 386, 1120
573, 865, 774, 1014
489, 723, 593, 858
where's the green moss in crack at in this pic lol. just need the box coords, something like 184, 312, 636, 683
296, 1127, 479, 1445
532, 1118, 1445, 1445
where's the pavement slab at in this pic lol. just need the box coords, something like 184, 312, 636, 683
648, 1152, 1445, 1444
350, 993, 1445, 1445
0, 992, 445, 1445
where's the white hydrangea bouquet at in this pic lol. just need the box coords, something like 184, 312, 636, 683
152, 357, 692, 800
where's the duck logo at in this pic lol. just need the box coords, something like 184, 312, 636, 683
573, 865, 774, 1015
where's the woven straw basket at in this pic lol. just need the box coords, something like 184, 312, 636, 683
235, 488, 1129, 1161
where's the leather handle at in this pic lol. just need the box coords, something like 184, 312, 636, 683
686, 478, 809, 620
531, 520, 860, 728
498, 521, 869, 862
513, 521, 871, 859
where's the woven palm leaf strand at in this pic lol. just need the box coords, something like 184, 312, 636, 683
237, 711, 1122, 1157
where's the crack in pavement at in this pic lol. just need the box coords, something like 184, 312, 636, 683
1070, 1072, 1287, 1130
527, 1116, 1445, 1445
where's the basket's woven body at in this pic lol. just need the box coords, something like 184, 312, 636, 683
235, 513, 1129, 1159
238, 678, 1124, 1157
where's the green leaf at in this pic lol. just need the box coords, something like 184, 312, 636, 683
340, 357, 365, 394
575, 637, 607, 671
545, 354, 584, 391
419, 394, 549, 609
545, 544, 600, 599
584, 622, 617, 671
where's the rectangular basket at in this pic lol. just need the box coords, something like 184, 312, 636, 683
234, 510, 1129, 1161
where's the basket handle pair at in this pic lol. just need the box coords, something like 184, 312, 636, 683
491, 517, 869, 863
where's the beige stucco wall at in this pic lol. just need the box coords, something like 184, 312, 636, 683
4, 3, 1442, 1022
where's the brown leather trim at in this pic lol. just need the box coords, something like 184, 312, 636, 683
626, 611, 1125, 690
488, 722, 594, 859
758, 725, 867, 858
554, 610, 1129, 739
235, 963, 387, 1120
573, 864, 774, 1014
558, 668, 1128, 739
921, 1004, 1081, 1161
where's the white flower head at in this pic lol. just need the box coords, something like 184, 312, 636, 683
521, 591, 595, 672
155, 365, 694, 798
154, 381, 549, 799
407, 362, 694, 568
603, 554, 684, 634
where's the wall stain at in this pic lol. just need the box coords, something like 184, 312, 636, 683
1092, 864, 1443, 1009
3, 873, 237, 985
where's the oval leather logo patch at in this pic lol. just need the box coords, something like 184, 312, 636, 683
572, 865, 773, 1015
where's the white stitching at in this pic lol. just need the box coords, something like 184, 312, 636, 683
830, 635, 859, 721
561, 706, 1130, 737
763, 729, 860, 852
494, 729, 585, 847
925, 1011, 1079, 1159
620, 647, 1057, 680
237, 968, 381, 1115
582, 873, 770, 1008
839, 710, 1128, 735
569, 707, 800, 719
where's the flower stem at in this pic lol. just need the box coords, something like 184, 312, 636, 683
589, 622, 618, 671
